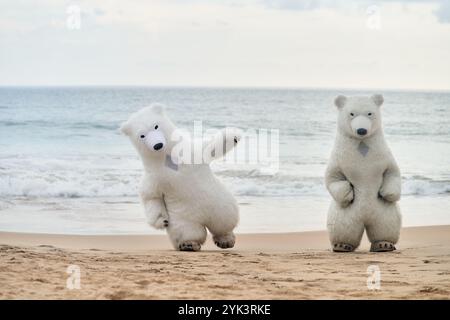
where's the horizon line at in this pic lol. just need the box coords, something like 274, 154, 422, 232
0, 84, 449, 93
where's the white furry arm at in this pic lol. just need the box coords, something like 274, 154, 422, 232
379, 159, 401, 202
325, 162, 354, 208
203, 128, 242, 163
140, 176, 169, 230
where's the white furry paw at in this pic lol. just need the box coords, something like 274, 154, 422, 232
337, 182, 354, 208
219, 127, 242, 148
332, 243, 355, 252
370, 241, 396, 252
145, 200, 169, 230
378, 187, 400, 202
227, 128, 242, 145
149, 216, 169, 230
213, 233, 236, 249
178, 241, 201, 252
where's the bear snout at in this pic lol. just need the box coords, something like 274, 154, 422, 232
153, 143, 164, 151
357, 128, 367, 136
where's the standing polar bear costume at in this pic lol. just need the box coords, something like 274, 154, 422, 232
326, 94, 402, 252
121, 104, 240, 251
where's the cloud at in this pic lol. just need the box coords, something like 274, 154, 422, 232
0, 0, 449, 89
261, 0, 323, 11
260, 0, 450, 23
94, 8, 106, 16
435, 0, 450, 22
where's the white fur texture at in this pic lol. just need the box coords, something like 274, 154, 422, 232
326, 95, 402, 250
121, 105, 240, 251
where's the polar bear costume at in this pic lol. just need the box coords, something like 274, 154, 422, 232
326, 94, 402, 252
121, 104, 240, 251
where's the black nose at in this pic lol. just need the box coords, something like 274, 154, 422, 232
357, 128, 367, 136
153, 143, 163, 150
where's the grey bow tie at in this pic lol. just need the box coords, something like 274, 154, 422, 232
358, 141, 369, 156
165, 154, 179, 171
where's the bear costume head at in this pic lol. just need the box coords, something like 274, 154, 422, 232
334, 94, 384, 139
120, 104, 177, 161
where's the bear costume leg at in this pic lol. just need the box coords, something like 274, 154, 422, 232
327, 204, 364, 251
166, 217, 207, 251
365, 203, 401, 252
212, 232, 236, 249
206, 211, 239, 249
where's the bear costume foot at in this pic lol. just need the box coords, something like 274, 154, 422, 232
370, 241, 396, 252
178, 241, 202, 252
332, 243, 355, 252
213, 233, 235, 249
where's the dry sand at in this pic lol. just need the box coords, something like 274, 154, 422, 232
1, 225, 449, 299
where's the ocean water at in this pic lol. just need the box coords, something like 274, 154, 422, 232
0, 87, 449, 234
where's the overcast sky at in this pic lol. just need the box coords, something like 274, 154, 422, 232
1, 0, 450, 90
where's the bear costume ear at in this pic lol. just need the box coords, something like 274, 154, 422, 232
371, 94, 384, 107
150, 103, 165, 114
120, 121, 131, 136
334, 95, 347, 109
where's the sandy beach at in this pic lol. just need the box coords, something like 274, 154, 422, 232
0, 225, 449, 299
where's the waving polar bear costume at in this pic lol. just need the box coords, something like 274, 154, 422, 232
121, 104, 240, 251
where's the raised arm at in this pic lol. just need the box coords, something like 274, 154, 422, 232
378, 158, 401, 202
203, 128, 242, 163
139, 175, 169, 229
325, 160, 354, 208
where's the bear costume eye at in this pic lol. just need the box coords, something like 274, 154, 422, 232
350, 113, 354, 117
140, 134, 145, 139
154, 125, 159, 130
